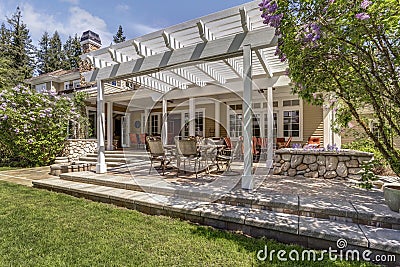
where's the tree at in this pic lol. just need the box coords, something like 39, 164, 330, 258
47, 31, 64, 71
6, 7, 35, 82
36, 31, 51, 75
113, 25, 126, 43
63, 34, 82, 70
0, 23, 11, 59
260, 0, 400, 176
0, 85, 77, 166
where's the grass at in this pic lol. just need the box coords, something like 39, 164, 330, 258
0, 181, 373, 267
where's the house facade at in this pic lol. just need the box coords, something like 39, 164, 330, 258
27, 1, 345, 186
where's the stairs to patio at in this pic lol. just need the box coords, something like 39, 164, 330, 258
77, 150, 149, 167
32, 170, 400, 264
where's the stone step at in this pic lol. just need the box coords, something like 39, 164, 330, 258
84, 153, 149, 160
32, 177, 400, 261
79, 157, 128, 163
75, 161, 123, 168
58, 171, 400, 231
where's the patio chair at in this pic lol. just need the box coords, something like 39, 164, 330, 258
306, 137, 321, 148
216, 138, 242, 172
146, 137, 169, 175
129, 133, 139, 149
222, 137, 233, 155
277, 137, 292, 149
199, 138, 219, 174
175, 138, 201, 179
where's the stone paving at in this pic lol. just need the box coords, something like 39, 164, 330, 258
0, 166, 53, 186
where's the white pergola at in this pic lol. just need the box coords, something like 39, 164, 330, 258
81, 0, 290, 190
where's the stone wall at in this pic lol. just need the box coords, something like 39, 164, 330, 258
273, 149, 374, 179
62, 139, 97, 161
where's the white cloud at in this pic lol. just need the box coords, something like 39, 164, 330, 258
60, 0, 79, 5
67, 6, 113, 45
129, 23, 160, 36
116, 4, 130, 12
20, 3, 113, 46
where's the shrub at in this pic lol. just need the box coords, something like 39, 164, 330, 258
342, 139, 395, 176
0, 85, 77, 167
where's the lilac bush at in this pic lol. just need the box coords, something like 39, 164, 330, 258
0, 85, 78, 166
259, 0, 400, 176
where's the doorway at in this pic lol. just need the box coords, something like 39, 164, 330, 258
167, 113, 181, 144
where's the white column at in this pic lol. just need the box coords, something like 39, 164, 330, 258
266, 86, 274, 169
124, 113, 131, 147
323, 108, 333, 148
106, 102, 113, 151
332, 111, 342, 148
242, 44, 253, 190
215, 101, 220, 137
189, 98, 195, 136
162, 98, 168, 145
96, 80, 107, 174
144, 109, 149, 134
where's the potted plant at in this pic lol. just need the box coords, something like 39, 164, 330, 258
383, 183, 400, 213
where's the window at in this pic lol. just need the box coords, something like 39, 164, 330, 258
150, 114, 159, 135
73, 80, 80, 89
184, 112, 204, 136
283, 110, 300, 137
283, 100, 300, 107
229, 113, 242, 138
263, 101, 278, 108
229, 104, 242, 111
253, 114, 261, 137
88, 111, 96, 138
35, 83, 46, 93
264, 113, 277, 138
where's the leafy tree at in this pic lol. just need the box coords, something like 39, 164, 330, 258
6, 7, 35, 82
48, 31, 64, 71
113, 25, 126, 43
260, 0, 400, 176
36, 31, 51, 75
63, 34, 82, 70
0, 23, 11, 59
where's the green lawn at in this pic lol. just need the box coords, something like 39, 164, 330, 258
0, 182, 373, 266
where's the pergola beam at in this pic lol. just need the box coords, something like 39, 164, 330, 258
163, 31, 227, 84
83, 28, 278, 83
197, 20, 243, 78
86, 55, 114, 69
255, 49, 273, 78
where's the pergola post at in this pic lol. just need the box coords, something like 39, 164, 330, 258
189, 98, 195, 136
144, 108, 149, 134
96, 80, 107, 174
106, 101, 113, 151
266, 86, 274, 168
242, 44, 253, 190
162, 98, 168, 145
215, 101, 220, 137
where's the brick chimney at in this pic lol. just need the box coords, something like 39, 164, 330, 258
80, 30, 102, 54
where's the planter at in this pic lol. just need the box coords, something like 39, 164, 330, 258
383, 185, 400, 212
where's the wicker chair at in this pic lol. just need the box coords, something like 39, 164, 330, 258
147, 137, 168, 175
175, 138, 201, 178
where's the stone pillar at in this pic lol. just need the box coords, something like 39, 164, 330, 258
242, 44, 253, 190
96, 80, 107, 173
189, 98, 195, 137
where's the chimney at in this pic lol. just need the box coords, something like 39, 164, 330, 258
80, 30, 102, 54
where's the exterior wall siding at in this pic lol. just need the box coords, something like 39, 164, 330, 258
302, 102, 324, 145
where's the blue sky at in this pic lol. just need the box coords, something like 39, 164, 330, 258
0, 0, 252, 46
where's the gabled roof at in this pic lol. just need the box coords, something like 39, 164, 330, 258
26, 69, 80, 85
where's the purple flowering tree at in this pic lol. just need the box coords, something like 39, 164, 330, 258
0, 85, 78, 166
260, 0, 400, 176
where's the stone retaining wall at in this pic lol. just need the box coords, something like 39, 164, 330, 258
273, 149, 374, 179
62, 139, 97, 161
